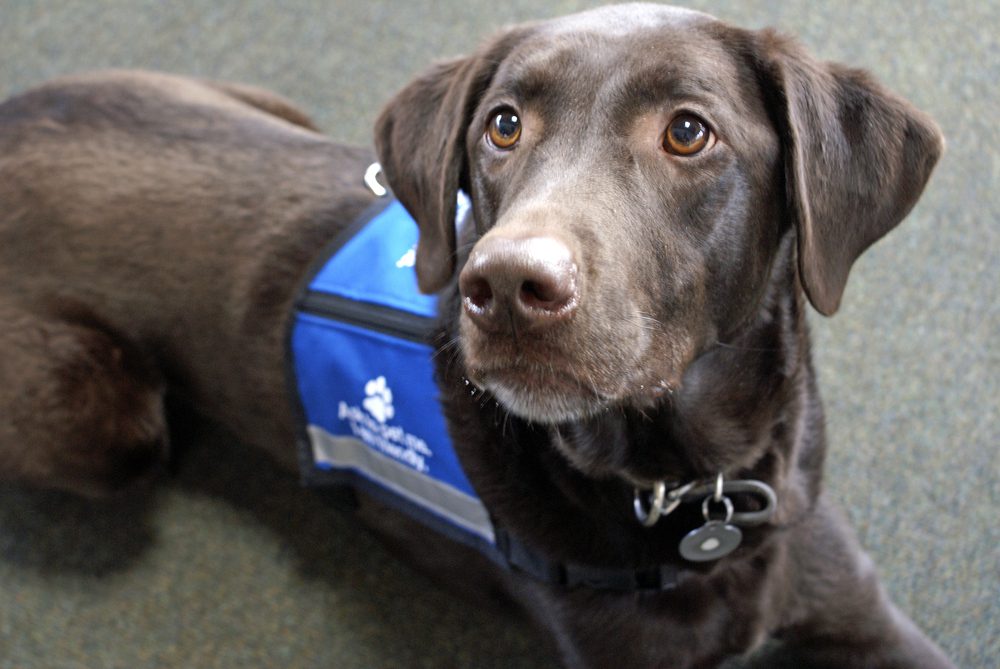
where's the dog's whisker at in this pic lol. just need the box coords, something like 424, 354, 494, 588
633, 311, 663, 332
430, 335, 462, 361
711, 339, 781, 353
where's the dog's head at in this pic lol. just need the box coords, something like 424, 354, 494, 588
375, 4, 942, 428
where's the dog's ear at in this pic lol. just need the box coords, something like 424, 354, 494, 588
751, 31, 944, 315
374, 28, 533, 294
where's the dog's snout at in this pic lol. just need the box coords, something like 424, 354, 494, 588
460, 236, 578, 331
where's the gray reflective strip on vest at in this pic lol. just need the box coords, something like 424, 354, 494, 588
307, 425, 496, 544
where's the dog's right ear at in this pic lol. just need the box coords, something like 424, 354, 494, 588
374, 28, 533, 294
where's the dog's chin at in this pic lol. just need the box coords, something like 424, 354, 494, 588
474, 369, 674, 425
487, 380, 606, 424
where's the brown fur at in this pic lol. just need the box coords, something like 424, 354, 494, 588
0, 5, 951, 668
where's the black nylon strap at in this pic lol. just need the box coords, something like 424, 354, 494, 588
494, 528, 684, 592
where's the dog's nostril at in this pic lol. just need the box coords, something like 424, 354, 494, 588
520, 277, 572, 311
522, 280, 547, 303
464, 277, 494, 312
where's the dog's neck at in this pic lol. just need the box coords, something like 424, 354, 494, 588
437, 232, 824, 565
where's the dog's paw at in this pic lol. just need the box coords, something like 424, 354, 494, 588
363, 376, 395, 424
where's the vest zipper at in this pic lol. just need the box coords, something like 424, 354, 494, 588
296, 291, 435, 344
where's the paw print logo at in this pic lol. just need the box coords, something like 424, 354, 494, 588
363, 376, 395, 424
395, 245, 417, 269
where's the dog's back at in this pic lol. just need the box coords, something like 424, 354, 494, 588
0, 70, 366, 337
0, 71, 376, 491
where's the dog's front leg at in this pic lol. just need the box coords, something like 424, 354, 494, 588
774, 497, 956, 668
511, 577, 767, 669
0, 300, 168, 497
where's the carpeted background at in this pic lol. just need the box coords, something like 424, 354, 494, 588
0, 1, 996, 667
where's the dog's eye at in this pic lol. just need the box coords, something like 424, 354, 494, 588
486, 109, 522, 150
663, 114, 711, 156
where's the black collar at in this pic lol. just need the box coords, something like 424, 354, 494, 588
492, 474, 777, 592
493, 527, 687, 591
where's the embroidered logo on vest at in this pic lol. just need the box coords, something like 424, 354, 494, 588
335, 375, 434, 474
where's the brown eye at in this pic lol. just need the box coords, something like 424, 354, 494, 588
487, 108, 521, 149
663, 113, 711, 156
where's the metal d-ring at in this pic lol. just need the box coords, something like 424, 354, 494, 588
634, 480, 697, 528
702, 493, 734, 523
634, 481, 667, 527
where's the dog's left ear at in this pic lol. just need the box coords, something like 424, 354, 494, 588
374, 27, 535, 294
751, 30, 944, 315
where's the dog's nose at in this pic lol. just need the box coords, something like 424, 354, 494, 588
459, 235, 578, 332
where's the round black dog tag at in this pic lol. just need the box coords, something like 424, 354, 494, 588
679, 521, 742, 562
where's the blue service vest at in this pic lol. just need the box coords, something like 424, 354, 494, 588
287, 189, 686, 591
287, 194, 498, 555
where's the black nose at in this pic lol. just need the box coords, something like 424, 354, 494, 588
459, 235, 579, 332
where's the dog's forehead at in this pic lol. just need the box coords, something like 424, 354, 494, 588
540, 3, 715, 37
487, 6, 749, 115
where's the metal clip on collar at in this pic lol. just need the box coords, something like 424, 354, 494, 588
634, 480, 696, 527
634, 475, 777, 528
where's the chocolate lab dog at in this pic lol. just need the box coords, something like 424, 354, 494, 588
0, 4, 952, 668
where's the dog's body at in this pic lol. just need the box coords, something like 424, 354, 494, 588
0, 5, 953, 668
0, 70, 376, 491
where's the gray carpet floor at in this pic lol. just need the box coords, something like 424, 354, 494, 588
0, 2, 996, 668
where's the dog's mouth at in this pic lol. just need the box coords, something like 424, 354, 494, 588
455, 272, 690, 424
